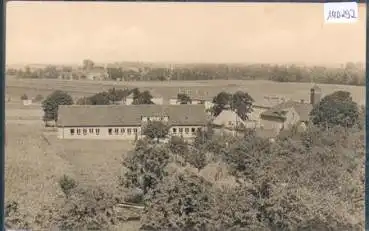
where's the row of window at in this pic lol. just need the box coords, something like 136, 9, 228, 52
142, 116, 169, 122
108, 128, 138, 135
172, 127, 201, 135
70, 128, 100, 136
69, 127, 200, 136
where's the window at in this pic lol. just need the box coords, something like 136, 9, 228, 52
108, 128, 113, 135
191, 128, 196, 133
114, 128, 119, 135
89, 128, 94, 133
127, 128, 132, 135
121, 128, 125, 134
197, 127, 201, 132
172, 128, 177, 133
83, 129, 87, 135
95, 128, 100, 135
179, 128, 183, 133
70, 129, 75, 135
77, 129, 81, 135
228, 121, 233, 126
185, 128, 189, 134
133, 128, 138, 133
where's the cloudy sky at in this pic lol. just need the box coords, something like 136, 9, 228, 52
6, 2, 366, 65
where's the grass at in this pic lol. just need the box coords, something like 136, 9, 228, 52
5, 103, 136, 229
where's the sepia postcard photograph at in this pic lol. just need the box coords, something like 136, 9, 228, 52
4, 2, 366, 231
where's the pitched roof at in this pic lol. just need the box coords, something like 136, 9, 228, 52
260, 100, 313, 121
57, 104, 208, 127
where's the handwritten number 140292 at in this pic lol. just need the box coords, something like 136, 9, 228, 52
326, 9, 357, 21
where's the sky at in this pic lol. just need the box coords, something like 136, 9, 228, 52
6, 2, 366, 65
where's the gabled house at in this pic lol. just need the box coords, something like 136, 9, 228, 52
212, 109, 258, 130
56, 104, 208, 140
259, 101, 313, 133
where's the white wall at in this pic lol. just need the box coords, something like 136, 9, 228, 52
125, 97, 163, 105
204, 101, 214, 110
58, 126, 141, 140
169, 125, 203, 139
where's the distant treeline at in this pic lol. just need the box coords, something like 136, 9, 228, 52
7, 62, 365, 86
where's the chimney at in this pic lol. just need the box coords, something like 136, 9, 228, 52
310, 85, 322, 105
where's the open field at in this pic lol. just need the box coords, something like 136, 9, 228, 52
5, 102, 136, 229
7, 78, 365, 105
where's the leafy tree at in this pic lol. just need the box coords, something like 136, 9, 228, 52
89, 92, 111, 105
133, 90, 154, 105
42, 90, 73, 122
177, 93, 192, 104
20, 94, 28, 100
57, 186, 123, 231
143, 121, 170, 143
107, 67, 123, 80
231, 91, 254, 120
122, 141, 171, 194
310, 91, 359, 128
211, 91, 254, 120
211, 91, 232, 117
141, 172, 217, 231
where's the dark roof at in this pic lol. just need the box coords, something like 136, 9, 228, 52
260, 100, 313, 121
57, 104, 207, 127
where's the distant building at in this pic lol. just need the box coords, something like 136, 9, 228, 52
57, 104, 207, 140
22, 99, 33, 106
258, 86, 321, 134
212, 109, 258, 130
85, 66, 109, 80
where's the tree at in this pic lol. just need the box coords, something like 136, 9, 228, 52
57, 186, 123, 231
132, 90, 154, 105
211, 91, 254, 120
122, 140, 171, 194
211, 91, 232, 116
88, 92, 111, 105
82, 59, 94, 70
20, 94, 28, 100
106, 67, 123, 80
42, 90, 73, 122
177, 93, 192, 104
141, 172, 217, 231
310, 91, 359, 128
143, 121, 170, 143
231, 91, 254, 120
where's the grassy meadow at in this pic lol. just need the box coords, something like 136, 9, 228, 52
5, 101, 136, 229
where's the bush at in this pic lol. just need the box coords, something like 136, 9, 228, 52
20, 94, 28, 100
59, 175, 77, 198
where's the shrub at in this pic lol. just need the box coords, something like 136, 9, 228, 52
20, 94, 28, 100
59, 175, 77, 198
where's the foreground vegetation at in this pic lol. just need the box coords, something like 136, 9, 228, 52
6, 87, 364, 230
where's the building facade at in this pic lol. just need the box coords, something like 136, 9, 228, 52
57, 104, 208, 140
